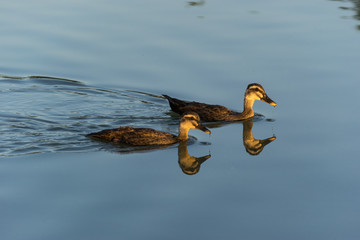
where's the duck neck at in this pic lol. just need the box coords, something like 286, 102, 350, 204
242, 97, 255, 117
177, 126, 189, 141
228, 97, 255, 121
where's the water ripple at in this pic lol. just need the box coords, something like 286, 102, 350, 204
0, 75, 171, 157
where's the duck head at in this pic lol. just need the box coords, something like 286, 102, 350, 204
245, 83, 277, 107
180, 112, 211, 134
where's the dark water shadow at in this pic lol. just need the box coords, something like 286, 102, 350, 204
332, 0, 360, 29
187, 0, 205, 7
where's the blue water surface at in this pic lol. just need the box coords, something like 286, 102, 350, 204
1, 1, 360, 239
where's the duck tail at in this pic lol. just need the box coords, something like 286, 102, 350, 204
162, 94, 187, 112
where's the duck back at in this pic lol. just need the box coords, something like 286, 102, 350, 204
163, 95, 238, 121
87, 126, 178, 146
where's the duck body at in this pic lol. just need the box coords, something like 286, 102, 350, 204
162, 96, 246, 122
87, 112, 210, 146
87, 126, 178, 146
163, 83, 277, 122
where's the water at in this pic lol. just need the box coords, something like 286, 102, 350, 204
1, 0, 360, 239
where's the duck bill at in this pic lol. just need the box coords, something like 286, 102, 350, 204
268, 136, 277, 141
196, 125, 211, 135
261, 95, 277, 107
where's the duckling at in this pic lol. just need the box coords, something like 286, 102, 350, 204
163, 83, 277, 122
87, 112, 210, 146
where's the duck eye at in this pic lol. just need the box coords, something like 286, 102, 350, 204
185, 117, 197, 121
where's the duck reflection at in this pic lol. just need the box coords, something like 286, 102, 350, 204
242, 119, 276, 155
205, 117, 276, 156
178, 141, 211, 175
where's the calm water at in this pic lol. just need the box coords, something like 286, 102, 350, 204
1, 0, 360, 239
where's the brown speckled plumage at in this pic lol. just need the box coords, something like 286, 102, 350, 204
87, 112, 210, 146
163, 83, 277, 122
87, 126, 178, 145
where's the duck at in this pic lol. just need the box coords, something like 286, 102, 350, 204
87, 112, 210, 146
163, 83, 277, 122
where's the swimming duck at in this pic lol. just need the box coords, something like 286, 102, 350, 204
163, 83, 277, 122
87, 112, 210, 146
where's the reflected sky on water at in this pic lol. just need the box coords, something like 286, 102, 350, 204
1, 0, 360, 239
